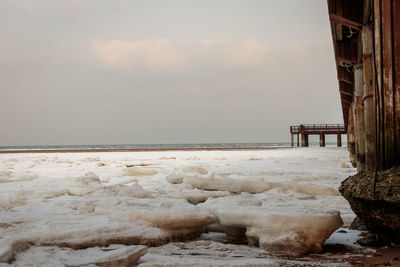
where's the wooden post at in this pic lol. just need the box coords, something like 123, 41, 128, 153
337, 134, 342, 147
319, 134, 325, 147
291, 134, 294, 147
354, 64, 366, 170
301, 134, 309, 147
297, 134, 300, 147
393, 0, 400, 165
347, 104, 355, 165
363, 23, 376, 171
381, 0, 395, 169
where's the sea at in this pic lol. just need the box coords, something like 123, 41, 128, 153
0, 142, 344, 151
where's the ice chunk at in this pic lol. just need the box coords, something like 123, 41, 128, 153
139, 241, 279, 267
199, 195, 343, 256
55, 160, 73, 164
184, 176, 339, 196
77, 172, 101, 184
85, 184, 154, 198
0, 170, 11, 179
183, 176, 272, 193
12, 245, 147, 267
125, 168, 158, 177
158, 184, 232, 204
159, 157, 176, 160
183, 166, 208, 175
1, 197, 216, 250
66, 173, 102, 196
166, 174, 183, 184
249, 157, 263, 160
0, 238, 30, 263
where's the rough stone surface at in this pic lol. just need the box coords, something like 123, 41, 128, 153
349, 217, 368, 231
339, 167, 400, 244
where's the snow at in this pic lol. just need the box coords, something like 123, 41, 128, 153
0, 147, 359, 265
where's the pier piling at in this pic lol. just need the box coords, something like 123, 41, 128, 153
301, 134, 309, 147
319, 134, 325, 147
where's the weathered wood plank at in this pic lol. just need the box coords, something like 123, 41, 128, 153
347, 103, 355, 157
354, 65, 366, 170
392, 0, 400, 163
363, 0, 372, 24
381, 0, 395, 168
363, 23, 376, 171
374, 0, 384, 169
327, 0, 336, 14
329, 14, 362, 30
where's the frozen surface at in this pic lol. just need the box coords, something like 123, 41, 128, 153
139, 241, 279, 267
7, 245, 147, 267
199, 194, 343, 256
0, 147, 359, 265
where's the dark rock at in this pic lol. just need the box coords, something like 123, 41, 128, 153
357, 232, 384, 246
349, 216, 368, 231
339, 166, 400, 245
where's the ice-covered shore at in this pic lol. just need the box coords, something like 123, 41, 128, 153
0, 147, 362, 266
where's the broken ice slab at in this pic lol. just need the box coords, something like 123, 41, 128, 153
182, 176, 339, 196
138, 240, 279, 267
199, 194, 343, 256
8, 244, 147, 267
0, 196, 216, 254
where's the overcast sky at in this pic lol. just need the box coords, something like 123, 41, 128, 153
0, 0, 341, 146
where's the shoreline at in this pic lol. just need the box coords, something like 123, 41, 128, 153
0, 146, 293, 154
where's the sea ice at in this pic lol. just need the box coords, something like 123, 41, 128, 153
182, 176, 339, 196
0, 147, 357, 265
0, 196, 215, 255
139, 241, 279, 267
156, 183, 232, 204
4, 245, 147, 267
182, 166, 209, 175
124, 168, 158, 177
199, 194, 343, 256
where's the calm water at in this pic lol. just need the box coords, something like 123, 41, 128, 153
0, 142, 345, 151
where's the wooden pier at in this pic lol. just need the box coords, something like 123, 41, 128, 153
290, 124, 346, 147
328, 0, 400, 171
326, 1, 400, 244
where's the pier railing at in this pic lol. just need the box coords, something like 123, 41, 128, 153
290, 124, 346, 135
290, 124, 346, 147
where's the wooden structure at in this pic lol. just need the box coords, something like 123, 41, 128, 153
328, 0, 400, 171
290, 124, 346, 147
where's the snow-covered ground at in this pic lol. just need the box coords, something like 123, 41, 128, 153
0, 147, 371, 266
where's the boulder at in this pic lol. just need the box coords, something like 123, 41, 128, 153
339, 166, 400, 244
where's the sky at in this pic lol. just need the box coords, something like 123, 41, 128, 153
0, 0, 342, 146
